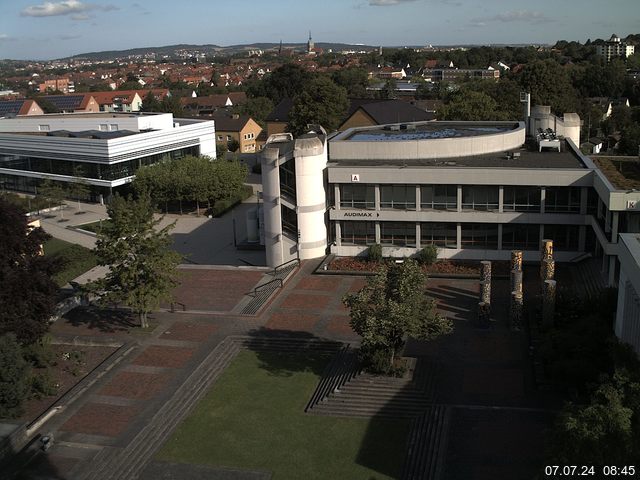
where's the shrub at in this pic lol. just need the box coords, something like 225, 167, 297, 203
417, 244, 438, 265
368, 243, 383, 262
30, 370, 58, 399
210, 185, 253, 217
0, 334, 31, 418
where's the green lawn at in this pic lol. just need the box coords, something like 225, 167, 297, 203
43, 238, 97, 287
157, 350, 409, 479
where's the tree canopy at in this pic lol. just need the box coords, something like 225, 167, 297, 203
90, 195, 181, 328
0, 198, 59, 344
343, 260, 453, 374
287, 76, 348, 135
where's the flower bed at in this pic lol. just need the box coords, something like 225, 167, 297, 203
326, 256, 511, 276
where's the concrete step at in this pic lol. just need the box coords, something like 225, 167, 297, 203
401, 405, 449, 480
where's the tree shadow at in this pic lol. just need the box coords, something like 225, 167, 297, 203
62, 306, 135, 334
1, 431, 68, 479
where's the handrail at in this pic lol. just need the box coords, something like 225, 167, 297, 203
170, 302, 186, 312
252, 278, 283, 296
273, 258, 300, 275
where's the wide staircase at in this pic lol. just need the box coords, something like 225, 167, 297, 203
400, 406, 450, 480
570, 257, 607, 299
308, 356, 439, 418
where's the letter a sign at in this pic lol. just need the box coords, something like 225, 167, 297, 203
351, 174, 360, 182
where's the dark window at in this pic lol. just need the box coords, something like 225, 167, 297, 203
341, 221, 376, 245
281, 205, 297, 240
502, 224, 540, 250
279, 160, 296, 200
545, 187, 581, 213
421, 185, 457, 210
503, 186, 541, 212
340, 184, 375, 210
587, 188, 598, 215
421, 222, 457, 248
461, 223, 499, 249
462, 186, 499, 211
380, 185, 416, 210
543, 224, 579, 251
381, 222, 416, 247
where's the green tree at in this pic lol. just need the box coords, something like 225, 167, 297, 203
343, 260, 453, 373
618, 123, 640, 156
287, 76, 348, 135
239, 96, 274, 126
332, 68, 371, 97
0, 333, 31, 418
439, 90, 508, 121
38, 179, 67, 219
91, 195, 181, 328
0, 198, 59, 344
140, 91, 161, 112
227, 138, 240, 153
69, 166, 90, 212
247, 63, 312, 104
515, 59, 579, 114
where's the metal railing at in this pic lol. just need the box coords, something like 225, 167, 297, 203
251, 278, 283, 296
273, 258, 300, 276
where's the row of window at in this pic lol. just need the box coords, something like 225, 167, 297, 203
339, 221, 580, 251
338, 184, 585, 213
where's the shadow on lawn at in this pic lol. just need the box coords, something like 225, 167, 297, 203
62, 307, 136, 334
1, 433, 68, 480
243, 327, 408, 479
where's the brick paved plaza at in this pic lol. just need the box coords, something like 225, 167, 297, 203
10, 260, 557, 480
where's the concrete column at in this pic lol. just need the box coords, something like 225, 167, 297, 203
498, 185, 504, 213
580, 187, 588, 215
609, 255, 617, 287
615, 270, 628, 338
457, 185, 463, 213
510, 291, 523, 330
375, 185, 380, 211
416, 223, 421, 249
539, 225, 545, 251
480, 261, 492, 305
415, 185, 421, 212
511, 250, 523, 271
597, 197, 603, 220
335, 221, 342, 247
497, 224, 503, 250
578, 225, 586, 252
540, 187, 546, 214
375, 221, 381, 244
612, 212, 619, 242
334, 184, 341, 210
261, 146, 284, 268
542, 279, 557, 327
605, 208, 611, 233
456, 223, 462, 250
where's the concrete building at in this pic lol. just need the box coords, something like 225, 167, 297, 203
260, 112, 640, 293
0, 112, 215, 202
211, 112, 262, 153
596, 34, 635, 62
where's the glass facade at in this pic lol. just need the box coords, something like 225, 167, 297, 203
502, 223, 540, 250
544, 224, 580, 251
421, 222, 457, 248
279, 160, 296, 200
462, 186, 499, 211
421, 185, 457, 210
380, 185, 416, 210
461, 223, 499, 249
281, 205, 298, 240
380, 222, 416, 246
341, 221, 376, 245
503, 186, 541, 212
0, 147, 198, 182
340, 184, 375, 210
545, 187, 581, 213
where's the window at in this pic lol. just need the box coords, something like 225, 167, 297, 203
380, 185, 416, 210
226, 135, 232, 141
217, 135, 223, 141
543, 224, 579, 251
502, 224, 539, 250
109, 124, 119, 131
341, 221, 376, 245
279, 160, 296, 199
545, 187, 581, 213
421, 222, 457, 248
462, 186, 498, 211
381, 222, 416, 246
38, 125, 50, 132
421, 185, 457, 210
503, 186, 541, 212
340, 184, 375, 210
461, 223, 499, 249
99, 124, 108, 131
281, 205, 297, 239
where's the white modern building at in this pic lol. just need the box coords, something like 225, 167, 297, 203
616, 233, 640, 354
260, 111, 640, 291
596, 34, 635, 62
0, 112, 215, 201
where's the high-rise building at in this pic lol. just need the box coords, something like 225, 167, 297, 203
596, 34, 635, 62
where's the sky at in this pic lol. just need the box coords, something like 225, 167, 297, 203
0, 0, 638, 60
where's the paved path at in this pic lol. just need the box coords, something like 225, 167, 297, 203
10, 260, 557, 480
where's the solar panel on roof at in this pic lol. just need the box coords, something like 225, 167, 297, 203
0, 101, 22, 116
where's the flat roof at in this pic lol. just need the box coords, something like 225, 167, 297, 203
593, 157, 640, 190
329, 140, 586, 169
345, 123, 515, 141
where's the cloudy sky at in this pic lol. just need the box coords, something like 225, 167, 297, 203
0, 0, 638, 60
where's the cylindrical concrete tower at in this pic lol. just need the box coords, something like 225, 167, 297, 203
294, 135, 328, 260
261, 139, 286, 268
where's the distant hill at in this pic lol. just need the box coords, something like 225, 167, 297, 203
65, 42, 382, 61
